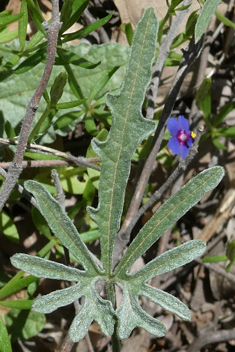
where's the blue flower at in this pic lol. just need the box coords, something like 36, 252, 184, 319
167, 115, 196, 159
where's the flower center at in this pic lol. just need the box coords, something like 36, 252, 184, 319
177, 130, 187, 144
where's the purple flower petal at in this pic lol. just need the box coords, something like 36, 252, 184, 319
186, 137, 194, 148
178, 115, 189, 132
180, 144, 189, 159
167, 118, 180, 136
168, 136, 180, 154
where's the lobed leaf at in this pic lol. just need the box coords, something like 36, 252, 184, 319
69, 284, 116, 341
116, 284, 166, 340
87, 7, 158, 274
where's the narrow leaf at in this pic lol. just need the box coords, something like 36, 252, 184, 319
87, 7, 158, 274
0, 316, 12, 352
0, 13, 22, 28
195, 0, 222, 42
62, 13, 112, 44
213, 101, 235, 127
19, 0, 28, 50
0, 300, 32, 310
130, 240, 206, 282
24, 180, 100, 274
139, 284, 191, 320
11, 253, 86, 281
32, 283, 86, 314
115, 166, 224, 276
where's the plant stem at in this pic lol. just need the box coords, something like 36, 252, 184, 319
106, 282, 121, 352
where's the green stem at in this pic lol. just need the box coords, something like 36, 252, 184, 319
106, 282, 121, 352
28, 105, 52, 142
65, 65, 90, 111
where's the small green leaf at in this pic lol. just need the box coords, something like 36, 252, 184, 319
213, 101, 235, 127
57, 48, 100, 69
0, 29, 18, 44
212, 137, 227, 150
0, 13, 22, 28
14, 48, 46, 74
0, 274, 38, 301
5, 308, 46, 342
60, 0, 74, 31
88, 66, 120, 102
215, 11, 235, 31
60, 0, 89, 34
217, 126, 235, 138
32, 206, 51, 239
226, 240, 235, 262
0, 300, 33, 310
25, 0, 47, 37
121, 22, 134, 46
62, 13, 112, 44
85, 114, 98, 136
4, 121, 16, 138
19, 0, 28, 50
195, 0, 222, 42
202, 255, 227, 263
0, 315, 12, 352
195, 78, 211, 112
50, 72, 67, 107
0, 211, 19, 243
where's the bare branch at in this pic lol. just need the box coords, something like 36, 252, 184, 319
0, 166, 38, 209
0, 138, 101, 171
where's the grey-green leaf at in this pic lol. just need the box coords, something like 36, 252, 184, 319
11, 253, 86, 281
69, 285, 116, 342
24, 180, 100, 274
32, 283, 86, 314
115, 166, 224, 276
195, 0, 222, 42
131, 240, 206, 282
116, 284, 166, 340
87, 7, 158, 274
139, 284, 191, 320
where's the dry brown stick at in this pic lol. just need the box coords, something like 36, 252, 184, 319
187, 329, 235, 352
0, 166, 38, 209
0, 138, 101, 171
0, 160, 70, 169
0, 0, 61, 212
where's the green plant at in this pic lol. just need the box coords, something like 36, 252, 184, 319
0, 0, 228, 350
8, 7, 224, 347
